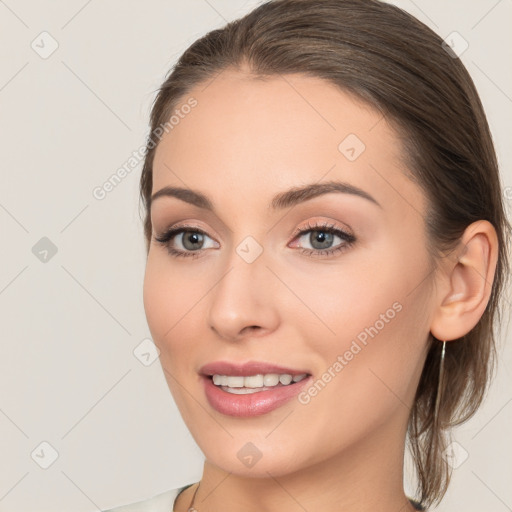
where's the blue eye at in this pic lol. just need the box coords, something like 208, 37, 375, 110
154, 225, 218, 259
292, 221, 356, 257
154, 221, 356, 259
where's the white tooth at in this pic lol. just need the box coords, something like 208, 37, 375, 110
226, 376, 245, 388
263, 373, 280, 386
279, 374, 293, 385
212, 373, 305, 389
223, 387, 264, 394
244, 374, 264, 388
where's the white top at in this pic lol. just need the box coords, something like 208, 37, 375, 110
102, 485, 190, 512
102, 485, 424, 511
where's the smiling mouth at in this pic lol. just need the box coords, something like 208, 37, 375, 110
208, 373, 310, 394
202, 367, 313, 416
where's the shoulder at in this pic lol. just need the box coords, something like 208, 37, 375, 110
102, 485, 191, 512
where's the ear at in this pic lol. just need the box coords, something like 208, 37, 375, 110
430, 220, 499, 342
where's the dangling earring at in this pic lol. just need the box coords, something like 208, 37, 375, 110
433, 340, 447, 428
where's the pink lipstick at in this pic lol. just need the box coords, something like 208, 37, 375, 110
200, 361, 312, 417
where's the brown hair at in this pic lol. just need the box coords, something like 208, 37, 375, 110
138, 0, 511, 508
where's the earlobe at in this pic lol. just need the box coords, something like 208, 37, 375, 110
429, 220, 499, 342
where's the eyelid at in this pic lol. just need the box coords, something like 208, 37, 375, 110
154, 219, 356, 259
290, 219, 354, 241
155, 223, 219, 245
288, 220, 356, 257
155, 222, 218, 242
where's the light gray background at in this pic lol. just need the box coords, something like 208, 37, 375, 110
0, 1, 510, 511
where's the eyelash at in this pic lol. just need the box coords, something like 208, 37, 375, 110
153, 221, 356, 259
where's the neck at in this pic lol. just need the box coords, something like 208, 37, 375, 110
188, 413, 418, 512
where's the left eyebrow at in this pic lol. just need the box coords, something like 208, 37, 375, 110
150, 180, 382, 211
270, 181, 382, 210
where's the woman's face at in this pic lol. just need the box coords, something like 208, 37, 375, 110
143, 70, 435, 477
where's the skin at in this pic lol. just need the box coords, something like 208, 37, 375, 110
143, 68, 498, 512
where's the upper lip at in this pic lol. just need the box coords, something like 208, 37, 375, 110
200, 360, 311, 377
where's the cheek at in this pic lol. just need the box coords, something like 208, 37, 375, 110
311, 236, 432, 340
143, 256, 204, 418
142, 252, 203, 360
287, 257, 402, 350
296, 243, 432, 392
143, 257, 173, 344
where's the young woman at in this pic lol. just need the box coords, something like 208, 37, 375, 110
105, 0, 510, 510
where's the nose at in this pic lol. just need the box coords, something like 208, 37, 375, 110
206, 248, 280, 342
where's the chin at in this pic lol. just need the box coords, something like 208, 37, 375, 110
205, 448, 306, 479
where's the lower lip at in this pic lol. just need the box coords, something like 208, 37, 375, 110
202, 375, 312, 417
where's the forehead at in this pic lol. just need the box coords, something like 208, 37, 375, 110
154, 70, 392, 164
151, 70, 422, 215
